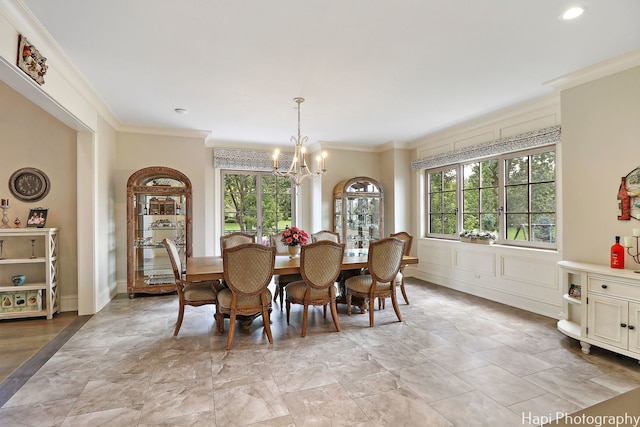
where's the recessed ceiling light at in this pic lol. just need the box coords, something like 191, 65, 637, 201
174, 108, 188, 115
561, 6, 585, 21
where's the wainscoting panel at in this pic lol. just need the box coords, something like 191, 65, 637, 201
501, 255, 558, 290
454, 247, 497, 276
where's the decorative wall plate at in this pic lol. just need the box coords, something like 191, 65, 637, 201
8, 167, 50, 202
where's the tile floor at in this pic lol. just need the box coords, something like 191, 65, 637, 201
1, 278, 639, 426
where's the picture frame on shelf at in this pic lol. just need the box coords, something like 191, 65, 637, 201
26, 208, 48, 228
568, 283, 581, 299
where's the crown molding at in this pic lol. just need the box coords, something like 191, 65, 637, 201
544, 48, 640, 91
119, 124, 211, 140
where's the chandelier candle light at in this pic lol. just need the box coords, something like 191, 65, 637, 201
273, 97, 327, 186
622, 228, 640, 272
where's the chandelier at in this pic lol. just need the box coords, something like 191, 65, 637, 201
273, 97, 327, 186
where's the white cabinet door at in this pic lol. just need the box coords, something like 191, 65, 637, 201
587, 294, 628, 349
628, 302, 640, 355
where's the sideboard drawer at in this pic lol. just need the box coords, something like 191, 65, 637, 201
588, 276, 640, 300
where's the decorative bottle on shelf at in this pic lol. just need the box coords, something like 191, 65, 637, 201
617, 176, 631, 220
611, 236, 625, 269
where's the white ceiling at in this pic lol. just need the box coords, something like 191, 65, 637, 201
20, 0, 640, 148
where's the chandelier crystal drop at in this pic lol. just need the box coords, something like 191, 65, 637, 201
272, 97, 327, 186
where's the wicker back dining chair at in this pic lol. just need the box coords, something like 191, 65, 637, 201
220, 232, 255, 251
270, 232, 303, 310
390, 231, 413, 304
311, 230, 341, 243
217, 243, 276, 350
285, 240, 345, 337
344, 237, 405, 327
164, 238, 222, 336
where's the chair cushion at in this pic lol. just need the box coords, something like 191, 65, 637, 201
217, 288, 272, 309
286, 281, 335, 301
183, 283, 217, 302
345, 274, 391, 293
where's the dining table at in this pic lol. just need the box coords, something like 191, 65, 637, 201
186, 253, 419, 313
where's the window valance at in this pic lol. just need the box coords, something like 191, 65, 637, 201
411, 125, 561, 170
213, 148, 293, 171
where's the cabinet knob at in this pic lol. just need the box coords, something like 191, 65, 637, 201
621, 323, 627, 328
629, 325, 636, 330
601, 284, 608, 289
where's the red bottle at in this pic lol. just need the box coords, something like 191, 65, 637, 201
611, 236, 625, 269
618, 177, 631, 220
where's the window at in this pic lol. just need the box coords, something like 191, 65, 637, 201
426, 146, 556, 249
222, 171, 294, 244
428, 167, 457, 237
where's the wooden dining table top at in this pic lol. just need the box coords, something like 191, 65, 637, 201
186, 254, 419, 281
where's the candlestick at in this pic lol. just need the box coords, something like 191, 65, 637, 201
634, 228, 640, 237
624, 237, 635, 248
625, 235, 640, 272
0, 205, 10, 229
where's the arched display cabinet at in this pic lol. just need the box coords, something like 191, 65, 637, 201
127, 166, 192, 298
333, 176, 384, 257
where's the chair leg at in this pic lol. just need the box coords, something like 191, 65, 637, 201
330, 301, 341, 332
279, 284, 285, 311
173, 301, 185, 336
369, 297, 375, 327
286, 299, 291, 324
346, 291, 352, 316
301, 304, 309, 337
400, 278, 410, 304
262, 306, 274, 344
226, 312, 237, 350
391, 290, 403, 322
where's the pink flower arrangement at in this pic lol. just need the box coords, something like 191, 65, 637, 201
280, 226, 309, 247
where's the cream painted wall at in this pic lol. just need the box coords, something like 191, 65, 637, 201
115, 132, 210, 291
0, 81, 78, 309
561, 66, 640, 266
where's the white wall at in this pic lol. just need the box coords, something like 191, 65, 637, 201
561, 66, 640, 265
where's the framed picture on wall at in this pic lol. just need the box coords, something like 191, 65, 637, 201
26, 208, 48, 228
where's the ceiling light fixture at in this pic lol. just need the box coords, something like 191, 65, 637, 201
561, 6, 585, 21
272, 97, 327, 186
174, 108, 188, 115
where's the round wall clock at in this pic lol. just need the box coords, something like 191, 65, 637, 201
8, 167, 51, 202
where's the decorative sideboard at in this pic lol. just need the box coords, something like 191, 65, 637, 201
0, 228, 59, 319
558, 261, 640, 362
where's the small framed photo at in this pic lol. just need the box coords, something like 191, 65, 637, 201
16, 35, 48, 85
27, 208, 48, 228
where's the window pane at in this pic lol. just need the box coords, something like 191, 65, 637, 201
463, 188, 479, 211
481, 187, 498, 211
430, 192, 443, 213
481, 160, 499, 187
443, 214, 457, 234
506, 156, 528, 185
531, 182, 555, 212
506, 214, 529, 240
480, 213, 498, 232
532, 214, 555, 243
463, 214, 479, 230
463, 163, 478, 189
430, 171, 443, 192
430, 215, 442, 234
443, 191, 457, 213
505, 185, 528, 212
531, 152, 555, 182
443, 169, 456, 190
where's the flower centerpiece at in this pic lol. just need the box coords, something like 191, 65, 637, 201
281, 226, 309, 259
459, 229, 497, 244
